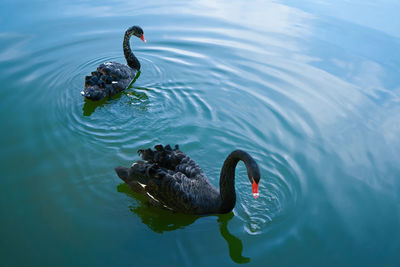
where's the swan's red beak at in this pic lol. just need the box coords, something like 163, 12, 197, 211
140, 34, 146, 43
252, 179, 259, 199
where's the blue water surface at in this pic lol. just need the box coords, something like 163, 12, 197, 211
1, 0, 399, 265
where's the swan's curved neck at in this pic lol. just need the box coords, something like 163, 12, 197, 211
123, 32, 141, 70
218, 150, 258, 213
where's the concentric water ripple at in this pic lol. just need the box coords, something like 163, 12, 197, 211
5, 1, 399, 265
17, 19, 310, 232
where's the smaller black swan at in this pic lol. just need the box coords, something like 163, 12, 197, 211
115, 145, 261, 215
81, 26, 146, 100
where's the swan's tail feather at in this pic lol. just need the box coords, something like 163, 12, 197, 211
115, 161, 163, 195
115, 160, 168, 184
115, 159, 177, 208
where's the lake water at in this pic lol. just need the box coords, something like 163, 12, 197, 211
1, 0, 400, 265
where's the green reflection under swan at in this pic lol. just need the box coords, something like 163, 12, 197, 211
117, 183, 251, 264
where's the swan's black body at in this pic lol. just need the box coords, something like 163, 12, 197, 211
81, 26, 145, 101
115, 145, 261, 215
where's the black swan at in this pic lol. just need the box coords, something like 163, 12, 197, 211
115, 145, 261, 215
81, 26, 146, 101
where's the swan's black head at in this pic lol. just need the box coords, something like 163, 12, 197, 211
127, 26, 146, 43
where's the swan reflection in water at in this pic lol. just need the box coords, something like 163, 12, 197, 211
82, 72, 149, 116
117, 183, 250, 264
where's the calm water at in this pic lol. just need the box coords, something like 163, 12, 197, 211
1, 0, 400, 265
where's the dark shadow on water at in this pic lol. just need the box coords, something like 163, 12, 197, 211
218, 213, 250, 264
82, 97, 107, 116
82, 71, 148, 116
117, 183, 199, 232
117, 183, 251, 264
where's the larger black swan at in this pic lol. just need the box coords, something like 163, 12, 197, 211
81, 26, 146, 101
115, 145, 261, 215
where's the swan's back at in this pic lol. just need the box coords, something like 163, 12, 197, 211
82, 62, 137, 100
115, 145, 221, 214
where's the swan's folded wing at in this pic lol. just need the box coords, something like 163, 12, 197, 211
145, 170, 204, 213
98, 62, 136, 79
120, 152, 220, 214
